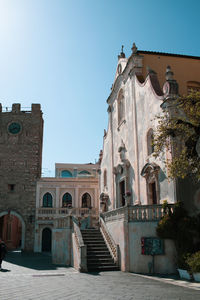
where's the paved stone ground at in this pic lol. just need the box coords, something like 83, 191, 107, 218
0, 251, 199, 300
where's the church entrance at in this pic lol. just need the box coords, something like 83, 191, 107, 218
0, 213, 23, 250
42, 228, 52, 252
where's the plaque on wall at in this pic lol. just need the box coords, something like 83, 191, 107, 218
141, 237, 164, 255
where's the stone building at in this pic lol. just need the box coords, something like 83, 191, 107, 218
34, 163, 99, 264
99, 43, 200, 273
0, 104, 43, 251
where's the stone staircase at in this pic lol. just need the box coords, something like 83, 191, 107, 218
81, 229, 119, 272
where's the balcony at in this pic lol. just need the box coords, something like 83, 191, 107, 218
102, 204, 175, 223
36, 207, 99, 219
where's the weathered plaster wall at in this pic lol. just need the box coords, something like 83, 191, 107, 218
128, 222, 177, 274
52, 228, 72, 265
105, 219, 128, 271
135, 76, 175, 204
100, 66, 176, 208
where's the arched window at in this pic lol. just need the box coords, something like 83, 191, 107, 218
103, 169, 107, 187
141, 163, 160, 205
147, 128, 154, 156
117, 89, 125, 125
79, 170, 91, 175
61, 170, 72, 178
43, 193, 53, 207
187, 81, 200, 94
62, 192, 72, 207
82, 193, 91, 208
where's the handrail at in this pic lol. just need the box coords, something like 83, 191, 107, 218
99, 216, 119, 265
72, 217, 87, 272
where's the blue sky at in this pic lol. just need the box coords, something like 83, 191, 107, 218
0, 0, 200, 176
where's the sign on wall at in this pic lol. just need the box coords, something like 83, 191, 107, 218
141, 237, 164, 255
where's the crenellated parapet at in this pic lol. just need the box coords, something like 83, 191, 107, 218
0, 103, 42, 114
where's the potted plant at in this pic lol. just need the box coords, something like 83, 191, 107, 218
186, 251, 200, 282
177, 253, 191, 280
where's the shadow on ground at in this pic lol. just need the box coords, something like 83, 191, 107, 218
4, 250, 70, 271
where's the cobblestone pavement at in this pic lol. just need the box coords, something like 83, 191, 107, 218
0, 251, 200, 300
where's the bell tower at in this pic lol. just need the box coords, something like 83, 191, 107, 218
0, 103, 43, 251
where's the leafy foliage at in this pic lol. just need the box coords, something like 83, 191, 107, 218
156, 202, 200, 269
153, 91, 200, 180
186, 251, 200, 273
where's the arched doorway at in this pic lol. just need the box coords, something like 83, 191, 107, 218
42, 228, 52, 252
0, 211, 25, 250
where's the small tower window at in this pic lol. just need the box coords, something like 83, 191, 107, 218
8, 184, 15, 191
117, 89, 125, 125
103, 169, 107, 187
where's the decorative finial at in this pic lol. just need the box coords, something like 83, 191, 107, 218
165, 65, 174, 81
131, 42, 137, 54
118, 45, 125, 59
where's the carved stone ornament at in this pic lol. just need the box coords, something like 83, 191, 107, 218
118, 139, 126, 162
100, 192, 109, 202
162, 66, 179, 98
141, 162, 160, 179
131, 42, 138, 54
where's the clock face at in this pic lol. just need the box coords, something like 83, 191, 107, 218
8, 122, 22, 134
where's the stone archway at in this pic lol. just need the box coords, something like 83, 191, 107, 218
0, 210, 25, 250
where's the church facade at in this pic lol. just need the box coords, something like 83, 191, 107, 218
99, 44, 200, 272
99, 43, 200, 211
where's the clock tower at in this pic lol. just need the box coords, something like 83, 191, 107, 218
0, 103, 43, 251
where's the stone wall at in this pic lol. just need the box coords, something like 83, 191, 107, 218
0, 103, 43, 250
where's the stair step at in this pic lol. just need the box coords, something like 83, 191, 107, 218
82, 236, 104, 239
87, 259, 114, 263
84, 241, 105, 246
88, 265, 119, 272
87, 254, 112, 259
81, 228, 119, 272
87, 252, 110, 256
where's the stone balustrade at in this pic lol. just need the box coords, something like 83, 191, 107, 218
36, 207, 99, 218
103, 204, 175, 222
99, 216, 119, 264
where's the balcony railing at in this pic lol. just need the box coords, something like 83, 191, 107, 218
102, 204, 175, 223
36, 207, 99, 218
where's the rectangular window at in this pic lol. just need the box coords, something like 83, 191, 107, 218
119, 180, 125, 207
8, 184, 15, 191
150, 182, 157, 204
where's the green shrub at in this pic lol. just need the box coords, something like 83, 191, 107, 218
186, 251, 200, 273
